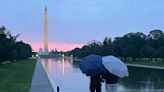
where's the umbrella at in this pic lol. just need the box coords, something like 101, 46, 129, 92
102, 55, 129, 78
79, 54, 105, 76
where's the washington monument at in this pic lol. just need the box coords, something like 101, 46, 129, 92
44, 7, 49, 55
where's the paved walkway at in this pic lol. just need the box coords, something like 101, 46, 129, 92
127, 64, 164, 69
29, 60, 54, 92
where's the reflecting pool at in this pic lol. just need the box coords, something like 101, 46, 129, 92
41, 58, 164, 92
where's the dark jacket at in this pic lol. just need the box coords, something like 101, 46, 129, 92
90, 73, 102, 86
103, 69, 119, 84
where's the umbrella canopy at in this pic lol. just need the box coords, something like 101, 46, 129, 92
79, 54, 105, 76
102, 55, 129, 78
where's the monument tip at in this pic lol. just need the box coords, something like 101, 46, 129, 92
45, 7, 47, 11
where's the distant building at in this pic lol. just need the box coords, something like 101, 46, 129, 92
50, 49, 58, 55
38, 48, 44, 55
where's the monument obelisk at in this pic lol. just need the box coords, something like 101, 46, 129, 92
44, 7, 49, 55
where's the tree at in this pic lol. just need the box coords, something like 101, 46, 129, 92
70, 48, 82, 57
0, 26, 6, 34
148, 30, 163, 40
0, 26, 32, 62
140, 46, 157, 60
103, 37, 112, 46
113, 37, 124, 57
158, 46, 164, 60
122, 32, 147, 59
122, 45, 134, 59
15, 41, 32, 59
0, 26, 15, 61
148, 30, 163, 49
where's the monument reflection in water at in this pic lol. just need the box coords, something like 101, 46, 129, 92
41, 58, 164, 92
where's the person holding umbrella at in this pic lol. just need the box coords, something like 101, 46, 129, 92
102, 55, 129, 92
90, 73, 103, 92
79, 54, 105, 92
102, 69, 119, 92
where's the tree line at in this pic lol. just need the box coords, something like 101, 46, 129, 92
0, 26, 32, 62
68, 30, 164, 61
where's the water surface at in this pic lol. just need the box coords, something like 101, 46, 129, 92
41, 58, 164, 92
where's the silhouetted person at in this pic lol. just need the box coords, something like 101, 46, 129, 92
103, 69, 119, 92
90, 73, 103, 92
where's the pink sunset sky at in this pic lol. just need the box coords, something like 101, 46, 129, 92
30, 42, 83, 52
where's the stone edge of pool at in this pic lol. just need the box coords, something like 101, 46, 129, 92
29, 60, 54, 92
127, 64, 164, 70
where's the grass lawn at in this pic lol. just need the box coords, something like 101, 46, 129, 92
0, 59, 36, 92
125, 60, 164, 67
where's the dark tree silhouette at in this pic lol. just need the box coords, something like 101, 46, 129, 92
0, 26, 32, 62
68, 30, 164, 62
